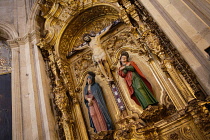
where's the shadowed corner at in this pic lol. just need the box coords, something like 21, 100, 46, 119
66, 50, 83, 59
204, 46, 210, 61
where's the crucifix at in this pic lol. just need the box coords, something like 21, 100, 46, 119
66, 20, 126, 111
67, 20, 123, 81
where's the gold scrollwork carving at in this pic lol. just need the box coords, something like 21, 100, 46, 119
72, 51, 94, 84
53, 80, 75, 140
187, 100, 210, 138
140, 1, 206, 100
59, 5, 119, 58
37, 38, 52, 50
38, 0, 210, 139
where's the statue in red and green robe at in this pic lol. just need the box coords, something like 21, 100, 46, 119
118, 51, 158, 109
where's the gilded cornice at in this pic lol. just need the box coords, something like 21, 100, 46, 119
0, 71, 11, 75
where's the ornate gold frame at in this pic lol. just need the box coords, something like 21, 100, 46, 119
37, 0, 210, 139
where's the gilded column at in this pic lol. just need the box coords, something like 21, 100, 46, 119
161, 58, 196, 103
54, 81, 75, 140
56, 58, 89, 140
148, 56, 187, 110
71, 96, 89, 140
38, 38, 75, 139
145, 28, 197, 103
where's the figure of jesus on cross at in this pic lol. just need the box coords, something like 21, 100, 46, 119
68, 21, 121, 81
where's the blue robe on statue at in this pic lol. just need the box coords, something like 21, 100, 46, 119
84, 82, 114, 132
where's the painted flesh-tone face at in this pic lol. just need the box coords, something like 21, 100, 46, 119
87, 77, 92, 85
120, 55, 128, 65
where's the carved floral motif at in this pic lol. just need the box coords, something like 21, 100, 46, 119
72, 51, 94, 84
104, 29, 136, 60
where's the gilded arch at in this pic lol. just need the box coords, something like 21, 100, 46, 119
56, 4, 120, 58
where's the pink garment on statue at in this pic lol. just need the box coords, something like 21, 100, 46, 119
86, 91, 107, 132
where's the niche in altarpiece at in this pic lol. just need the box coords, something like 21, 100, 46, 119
65, 22, 166, 134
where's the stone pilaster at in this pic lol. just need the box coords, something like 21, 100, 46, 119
33, 42, 57, 140
8, 40, 23, 140
8, 31, 57, 139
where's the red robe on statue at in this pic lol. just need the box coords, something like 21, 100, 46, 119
85, 91, 107, 132
118, 61, 154, 105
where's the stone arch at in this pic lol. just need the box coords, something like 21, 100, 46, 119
28, 0, 44, 33
0, 21, 17, 74
0, 21, 18, 40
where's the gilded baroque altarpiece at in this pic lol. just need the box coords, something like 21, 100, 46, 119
37, 0, 210, 139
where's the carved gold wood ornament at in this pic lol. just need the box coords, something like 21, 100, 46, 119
37, 0, 210, 139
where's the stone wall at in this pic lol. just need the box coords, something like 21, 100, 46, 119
0, 0, 58, 139
0, 0, 14, 25
0, 0, 37, 36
